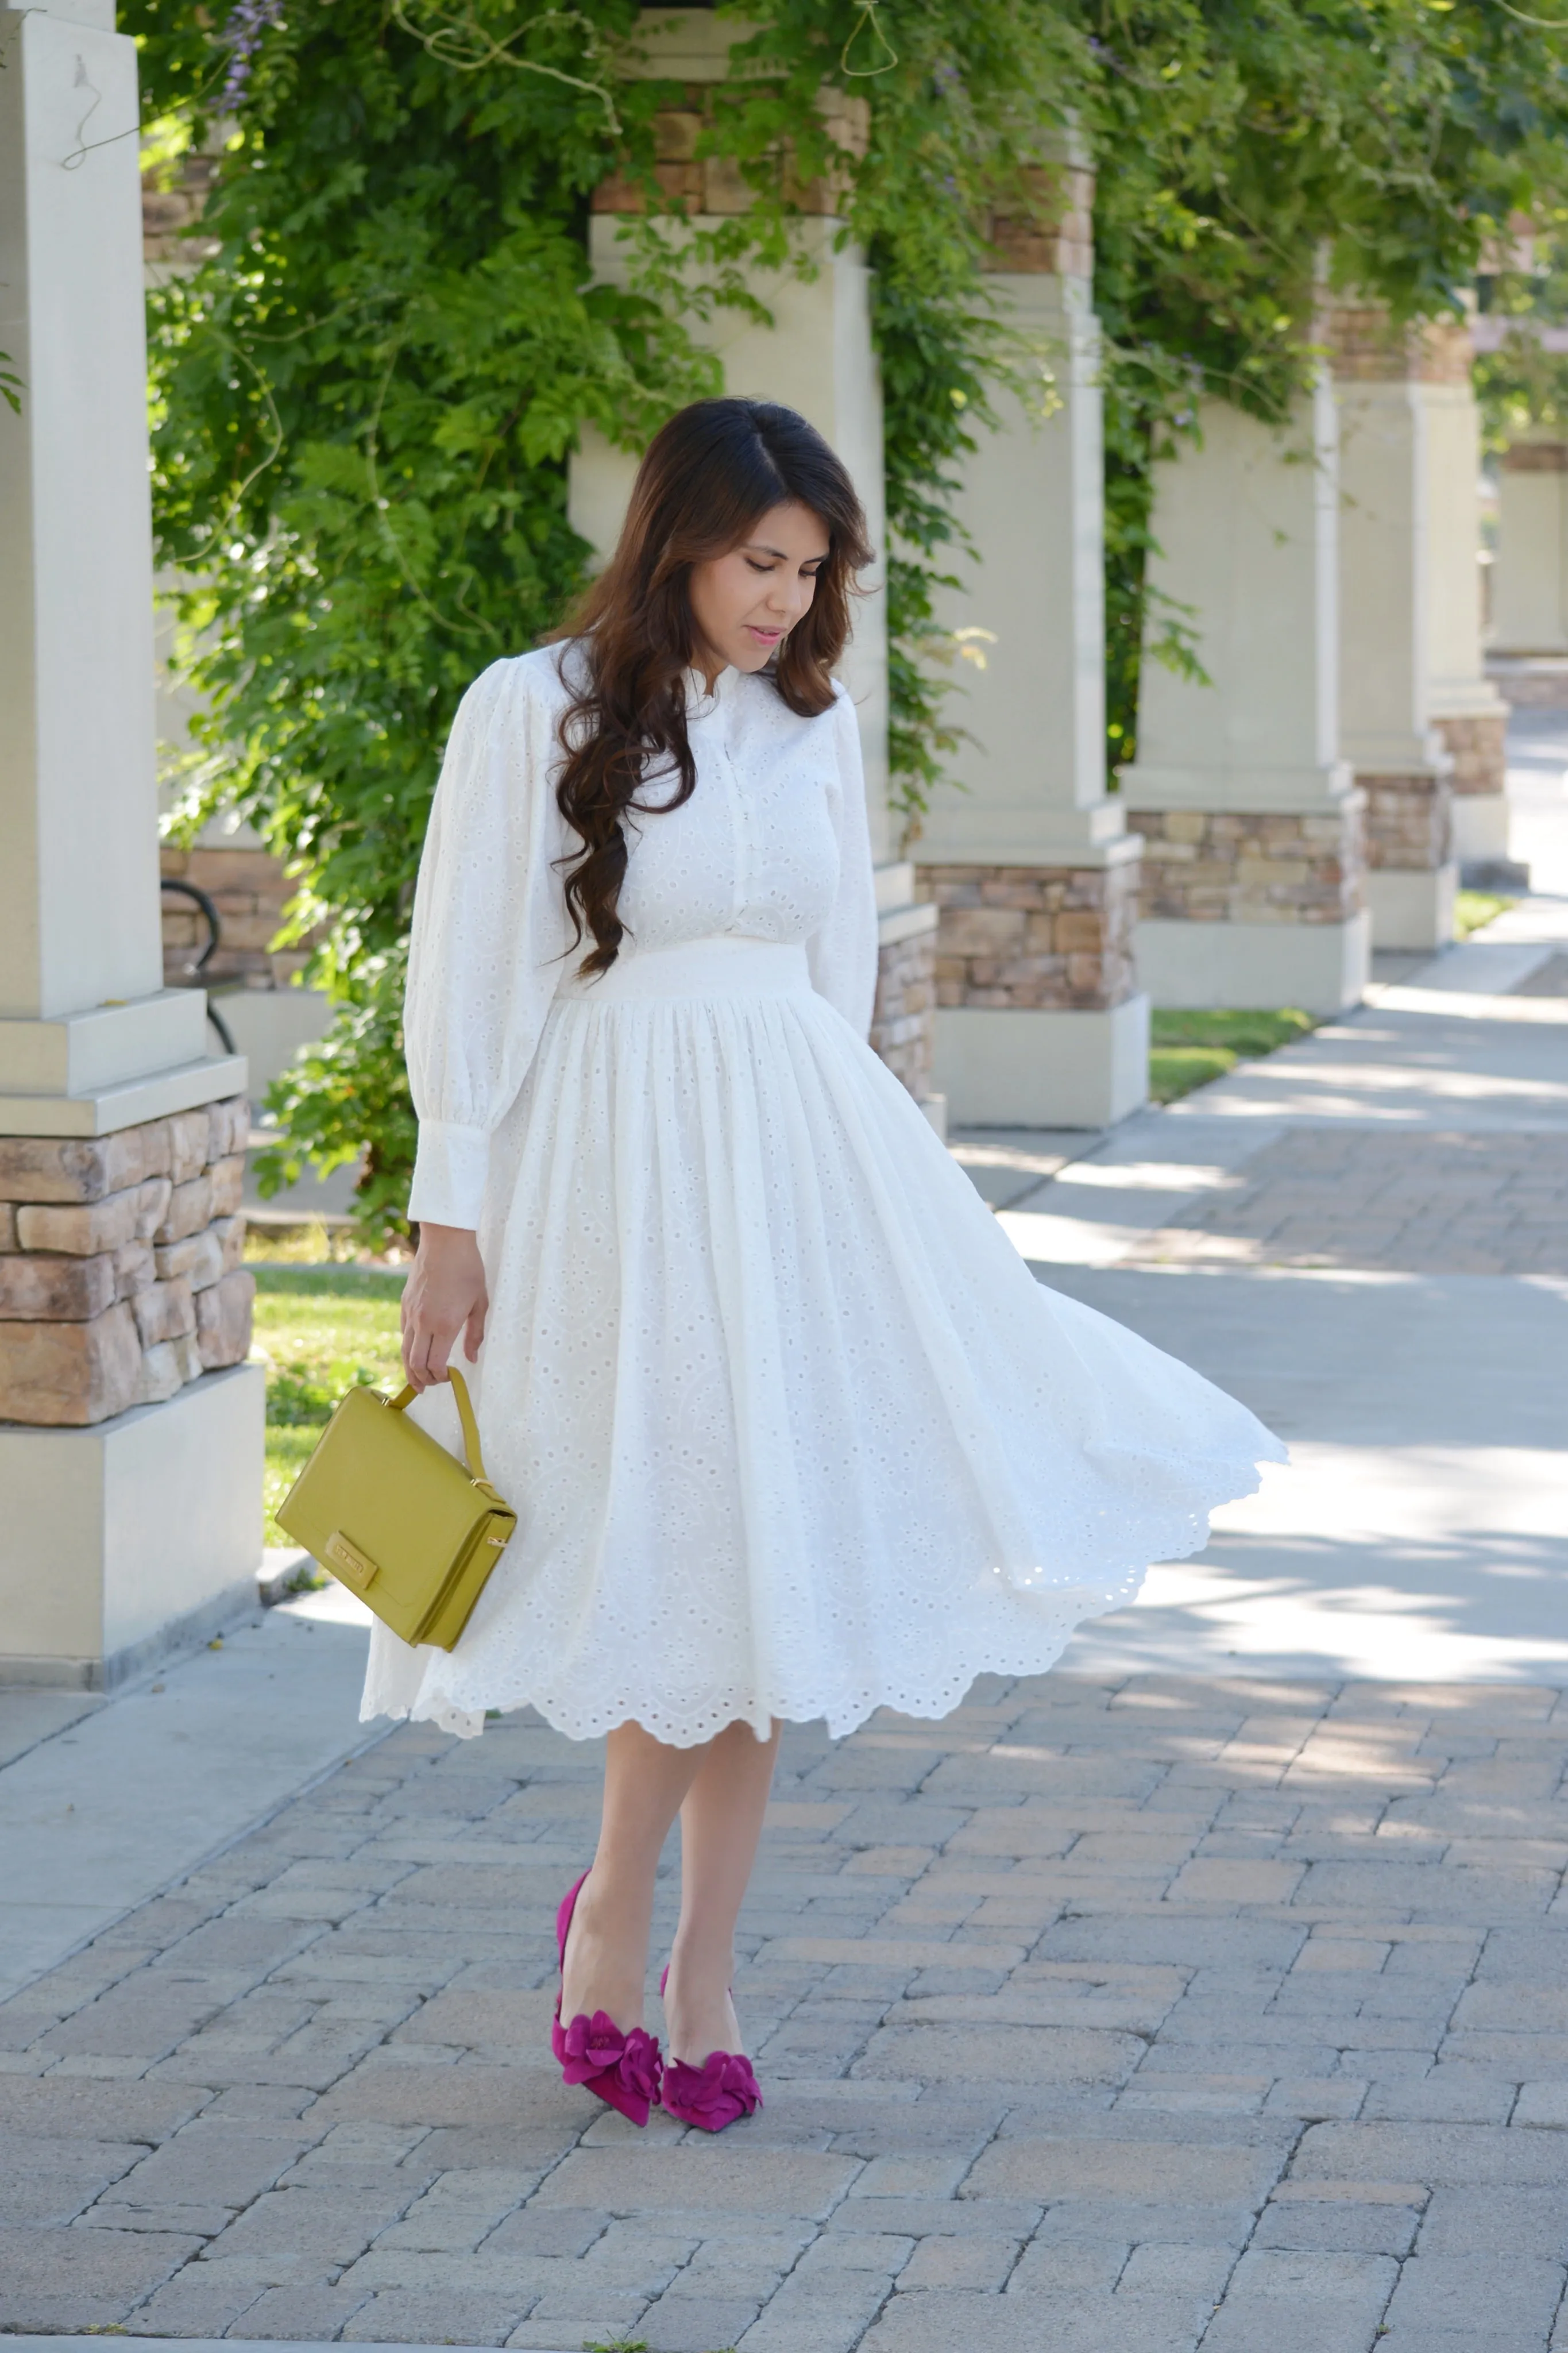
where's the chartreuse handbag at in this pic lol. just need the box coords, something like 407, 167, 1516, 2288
277, 1367, 516, 1650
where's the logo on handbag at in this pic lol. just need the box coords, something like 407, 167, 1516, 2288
325, 1530, 380, 1591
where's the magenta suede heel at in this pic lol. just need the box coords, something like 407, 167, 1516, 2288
551, 1873, 662, 2128
656, 1962, 763, 2132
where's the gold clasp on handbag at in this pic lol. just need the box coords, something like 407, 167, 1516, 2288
325, 1530, 380, 1591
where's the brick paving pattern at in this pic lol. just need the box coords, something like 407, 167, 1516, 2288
1127, 1129, 1568, 1275
3, 1677, 1568, 2350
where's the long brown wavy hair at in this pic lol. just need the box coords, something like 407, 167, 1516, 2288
551, 398, 873, 975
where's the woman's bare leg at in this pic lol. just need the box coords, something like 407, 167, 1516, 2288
561, 1722, 707, 2032
559, 1718, 781, 2067
664, 1719, 781, 2065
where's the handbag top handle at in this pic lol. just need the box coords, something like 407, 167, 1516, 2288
385, 1366, 495, 1490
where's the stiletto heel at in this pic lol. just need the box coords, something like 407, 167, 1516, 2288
551, 1873, 662, 2127
656, 1961, 762, 2132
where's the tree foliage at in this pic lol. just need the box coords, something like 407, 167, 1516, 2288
126, 0, 1568, 1240
1083, 0, 1568, 760
131, 0, 1072, 1236
138, 0, 709, 979
1473, 214, 1568, 450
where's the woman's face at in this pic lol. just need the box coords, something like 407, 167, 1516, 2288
688, 500, 831, 681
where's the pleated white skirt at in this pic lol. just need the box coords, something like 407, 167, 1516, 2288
362, 935, 1284, 1743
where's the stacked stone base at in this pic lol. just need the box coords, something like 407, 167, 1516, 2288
910, 861, 1147, 1127
1362, 771, 1453, 872
916, 861, 1139, 1012
1430, 709, 1521, 882
1358, 770, 1457, 951
1432, 711, 1507, 801
1486, 657, 1568, 710
1129, 803, 1365, 929
1127, 800, 1368, 1012
0, 1097, 255, 1428
870, 919, 938, 1103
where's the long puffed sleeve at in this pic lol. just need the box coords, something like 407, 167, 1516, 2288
404, 653, 575, 1229
805, 681, 879, 1038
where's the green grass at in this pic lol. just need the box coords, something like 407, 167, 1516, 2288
1149, 1007, 1319, 1105
252, 1264, 406, 1544
1454, 889, 1517, 940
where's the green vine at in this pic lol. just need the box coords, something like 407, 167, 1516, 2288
387, 0, 624, 129
1083, 0, 1568, 768
129, 0, 1076, 1238
126, 0, 1568, 1242
1474, 214, 1568, 450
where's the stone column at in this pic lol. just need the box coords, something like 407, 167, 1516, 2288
569, 6, 941, 1121
1119, 388, 1369, 1014
1331, 305, 1458, 950
912, 139, 1148, 1129
1421, 326, 1512, 878
0, 0, 262, 1685
1494, 435, 1568, 659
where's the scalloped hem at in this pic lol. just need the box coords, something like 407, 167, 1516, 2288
362, 1609, 1110, 1746
357, 1440, 1283, 1746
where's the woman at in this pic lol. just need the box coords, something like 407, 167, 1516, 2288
366, 397, 1284, 2134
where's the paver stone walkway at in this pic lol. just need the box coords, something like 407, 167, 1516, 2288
4, 769, 1568, 2348
4, 1679, 1568, 2352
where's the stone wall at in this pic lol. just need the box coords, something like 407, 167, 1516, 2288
161, 846, 314, 992
1363, 773, 1453, 873
916, 861, 1139, 1012
982, 153, 1094, 278
1488, 657, 1568, 708
590, 85, 868, 217
870, 927, 937, 1103
1327, 303, 1473, 385
1432, 710, 1508, 800
142, 149, 219, 269
0, 1098, 254, 1427
1127, 803, 1365, 928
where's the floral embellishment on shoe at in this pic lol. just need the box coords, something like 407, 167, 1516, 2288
659, 2046, 762, 2133
553, 2010, 663, 2119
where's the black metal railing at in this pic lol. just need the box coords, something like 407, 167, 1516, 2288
160, 876, 238, 1057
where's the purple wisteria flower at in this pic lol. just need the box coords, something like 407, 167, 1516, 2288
219, 0, 287, 113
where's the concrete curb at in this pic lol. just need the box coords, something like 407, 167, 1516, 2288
0, 2342, 577, 2353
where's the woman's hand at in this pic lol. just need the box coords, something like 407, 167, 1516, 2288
401, 1223, 489, 1391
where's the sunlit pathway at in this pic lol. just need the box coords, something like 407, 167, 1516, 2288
982, 871, 1568, 1691
4, 1679, 1568, 2353
3, 770, 1568, 2352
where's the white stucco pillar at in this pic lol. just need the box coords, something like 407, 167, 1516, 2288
569, 6, 941, 1114
1493, 436, 1568, 658
1421, 336, 1511, 877
0, 0, 262, 1685
1333, 309, 1458, 950
1119, 389, 1369, 1015
913, 142, 1148, 1130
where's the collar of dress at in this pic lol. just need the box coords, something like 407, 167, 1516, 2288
683, 664, 736, 718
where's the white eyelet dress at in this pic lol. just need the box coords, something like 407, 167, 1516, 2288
361, 645, 1285, 1745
